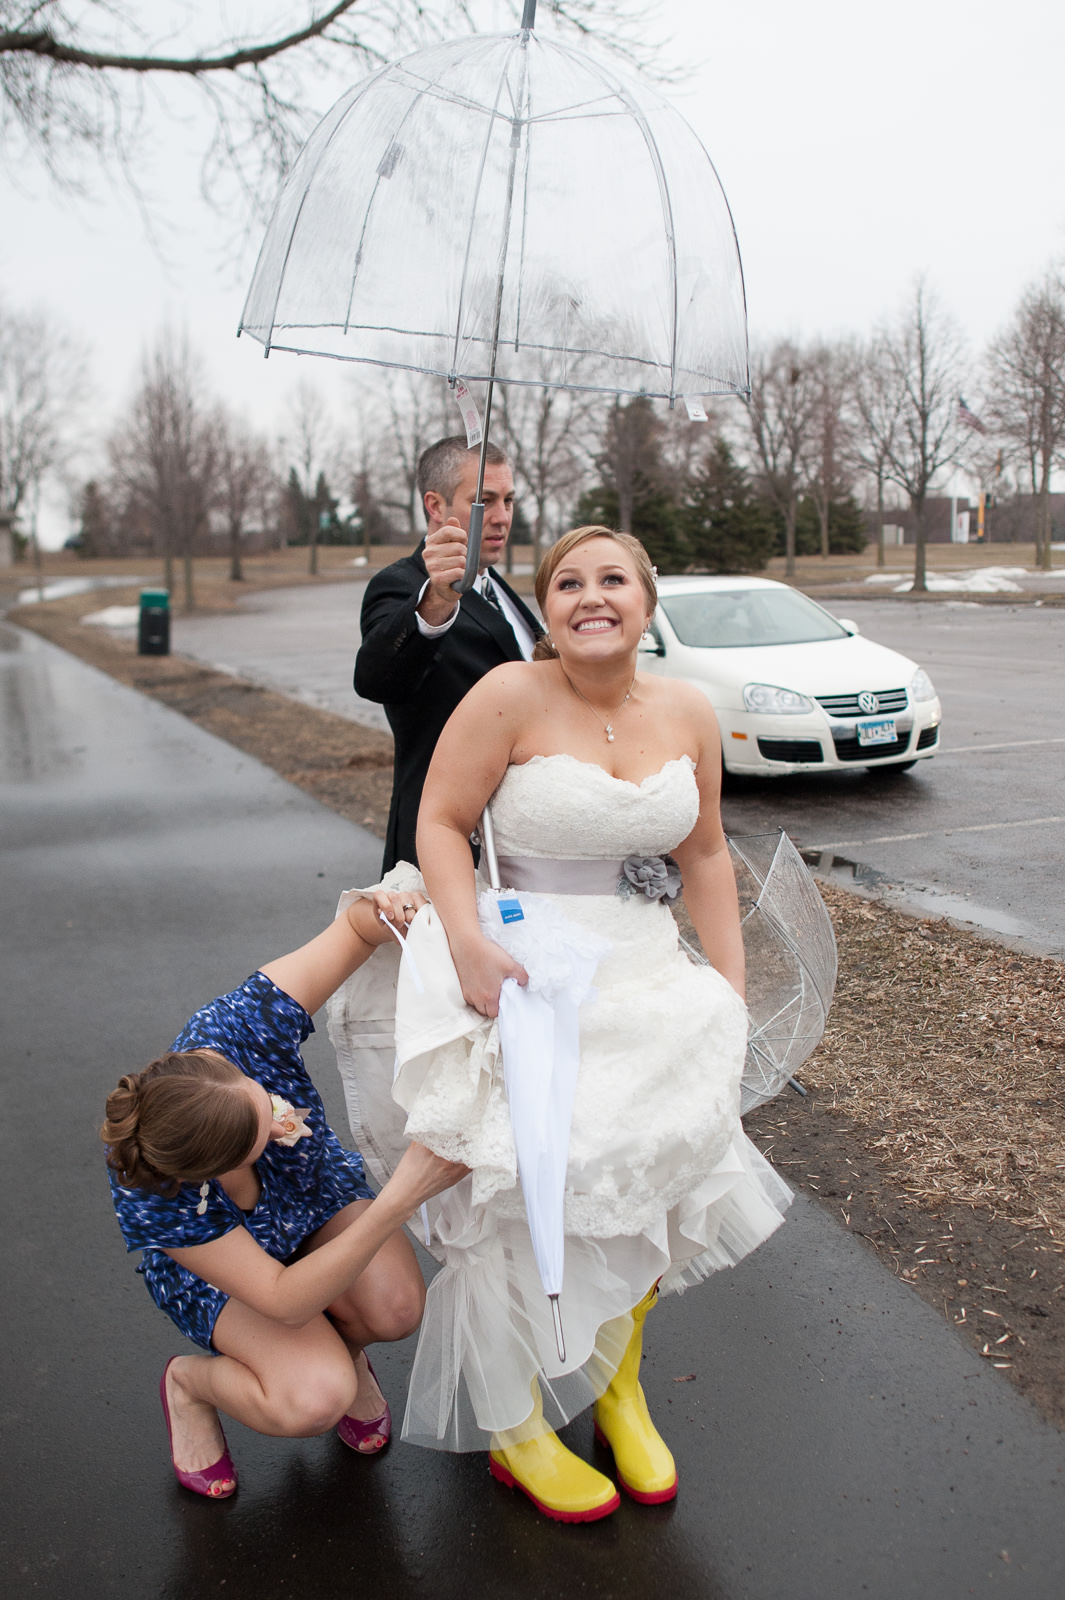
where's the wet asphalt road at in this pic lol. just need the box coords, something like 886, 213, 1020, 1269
167, 585, 1065, 957
2, 622, 1065, 1600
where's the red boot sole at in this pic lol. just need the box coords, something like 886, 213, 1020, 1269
489, 1454, 620, 1523
593, 1419, 677, 1504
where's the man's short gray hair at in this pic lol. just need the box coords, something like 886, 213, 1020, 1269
416, 435, 509, 517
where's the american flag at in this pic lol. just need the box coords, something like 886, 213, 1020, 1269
957, 397, 988, 435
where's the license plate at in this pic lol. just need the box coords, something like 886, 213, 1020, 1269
857, 716, 897, 746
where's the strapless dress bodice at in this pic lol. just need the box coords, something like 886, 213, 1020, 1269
489, 753, 699, 861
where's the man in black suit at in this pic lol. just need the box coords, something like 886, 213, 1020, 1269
355, 436, 543, 871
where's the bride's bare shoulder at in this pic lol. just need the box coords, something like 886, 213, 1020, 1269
465, 659, 555, 712
640, 674, 714, 718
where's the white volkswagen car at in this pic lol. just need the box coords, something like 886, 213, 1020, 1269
639, 576, 942, 777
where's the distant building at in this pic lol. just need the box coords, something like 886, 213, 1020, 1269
866, 493, 1065, 546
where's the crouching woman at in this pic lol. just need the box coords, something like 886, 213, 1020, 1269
102, 889, 465, 1500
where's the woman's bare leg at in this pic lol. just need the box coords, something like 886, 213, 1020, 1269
164, 1301, 357, 1478
162, 1199, 426, 1472
307, 1198, 426, 1427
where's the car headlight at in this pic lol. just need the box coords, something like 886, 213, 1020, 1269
909, 668, 937, 703
742, 683, 815, 715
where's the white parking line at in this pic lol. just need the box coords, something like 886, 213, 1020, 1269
808, 816, 1065, 851
943, 736, 1065, 754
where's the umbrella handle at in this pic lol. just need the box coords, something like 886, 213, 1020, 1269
453, 372, 497, 593
478, 803, 502, 890
455, 500, 483, 593
549, 1294, 566, 1363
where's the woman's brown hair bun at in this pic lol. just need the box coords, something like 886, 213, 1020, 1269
101, 1050, 259, 1196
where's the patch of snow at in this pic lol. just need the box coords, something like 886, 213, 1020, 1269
81, 605, 141, 628
865, 566, 1028, 594
18, 576, 148, 603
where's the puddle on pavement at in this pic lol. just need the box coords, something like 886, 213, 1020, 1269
801, 848, 890, 893
0, 624, 74, 783
801, 848, 1029, 940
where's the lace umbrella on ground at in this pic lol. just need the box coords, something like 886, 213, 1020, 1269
238, 0, 748, 585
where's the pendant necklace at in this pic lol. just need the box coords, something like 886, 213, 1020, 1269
559, 666, 637, 743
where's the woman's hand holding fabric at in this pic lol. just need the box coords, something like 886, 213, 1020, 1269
389, 1141, 470, 1209
451, 931, 528, 1018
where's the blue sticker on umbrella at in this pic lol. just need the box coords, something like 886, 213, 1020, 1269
498, 897, 525, 924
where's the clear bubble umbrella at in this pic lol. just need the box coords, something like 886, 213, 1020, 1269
239, 0, 748, 586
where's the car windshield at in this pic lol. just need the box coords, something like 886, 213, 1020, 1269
658, 588, 849, 648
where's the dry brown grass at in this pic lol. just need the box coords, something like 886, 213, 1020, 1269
810, 886, 1065, 1242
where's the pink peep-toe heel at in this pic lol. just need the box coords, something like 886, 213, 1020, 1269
160, 1357, 238, 1499
336, 1357, 392, 1455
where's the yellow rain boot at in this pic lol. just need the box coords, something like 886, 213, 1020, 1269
592, 1283, 677, 1504
489, 1382, 620, 1524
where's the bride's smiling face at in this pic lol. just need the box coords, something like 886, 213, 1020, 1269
543, 537, 652, 663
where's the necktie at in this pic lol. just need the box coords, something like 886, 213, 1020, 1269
481, 576, 502, 613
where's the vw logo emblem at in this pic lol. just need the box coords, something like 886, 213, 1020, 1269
858, 691, 880, 713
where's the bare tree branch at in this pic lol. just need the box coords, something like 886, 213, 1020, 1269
0, 295, 89, 518
1, 2, 670, 214
108, 329, 217, 608
0, 2, 361, 73
983, 270, 1065, 572
743, 341, 820, 578
874, 279, 969, 591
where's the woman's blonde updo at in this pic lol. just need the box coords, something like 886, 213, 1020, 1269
532, 525, 658, 661
101, 1050, 259, 1196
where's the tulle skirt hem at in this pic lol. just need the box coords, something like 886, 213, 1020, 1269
401, 1130, 791, 1451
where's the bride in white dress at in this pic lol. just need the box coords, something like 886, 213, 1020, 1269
363, 524, 792, 1521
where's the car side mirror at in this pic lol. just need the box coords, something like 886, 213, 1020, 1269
836, 617, 860, 636
638, 630, 666, 657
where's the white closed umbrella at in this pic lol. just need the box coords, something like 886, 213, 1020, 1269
478, 808, 609, 1361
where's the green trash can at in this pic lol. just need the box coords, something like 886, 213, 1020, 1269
138, 588, 170, 656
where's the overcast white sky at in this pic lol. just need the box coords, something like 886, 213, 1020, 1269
3, 0, 1063, 543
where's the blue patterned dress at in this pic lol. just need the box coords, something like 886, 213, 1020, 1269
109, 972, 373, 1351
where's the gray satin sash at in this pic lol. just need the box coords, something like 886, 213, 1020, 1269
494, 856, 623, 895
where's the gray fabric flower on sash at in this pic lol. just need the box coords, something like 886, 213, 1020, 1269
617, 854, 683, 902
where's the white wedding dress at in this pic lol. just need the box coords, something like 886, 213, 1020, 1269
328, 754, 791, 1450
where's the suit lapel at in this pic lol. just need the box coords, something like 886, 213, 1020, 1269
464, 584, 526, 659
491, 570, 543, 639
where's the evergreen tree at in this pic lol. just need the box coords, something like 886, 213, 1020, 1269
283, 466, 312, 545
683, 436, 776, 571
574, 484, 689, 573
793, 492, 867, 555
577, 396, 689, 572
312, 470, 341, 543
76, 479, 113, 557
351, 469, 399, 548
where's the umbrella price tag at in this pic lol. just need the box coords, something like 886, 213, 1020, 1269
497, 896, 525, 924
453, 379, 483, 449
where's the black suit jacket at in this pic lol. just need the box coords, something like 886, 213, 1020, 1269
355, 545, 543, 871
